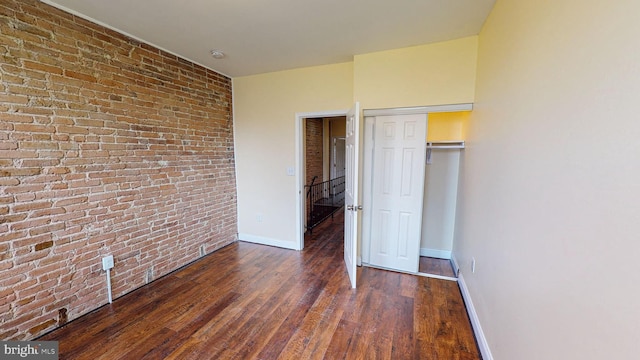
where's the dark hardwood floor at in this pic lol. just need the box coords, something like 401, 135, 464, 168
40, 215, 480, 359
419, 257, 457, 278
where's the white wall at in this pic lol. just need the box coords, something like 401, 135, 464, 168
420, 150, 460, 258
455, 0, 640, 358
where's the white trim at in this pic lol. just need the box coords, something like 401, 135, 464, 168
295, 116, 304, 251
231, 79, 243, 251
415, 271, 457, 282
450, 253, 460, 277
426, 141, 465, 149
419, 248, 452, 259
238, 233, 298, 250
40, 0, 232, 78
457, 273, 494, 360
363, 103, 473, 117
295, 109, 349, 251
296, 110, 350, 119
360, 116, 375, 265
364, 263, 457, 282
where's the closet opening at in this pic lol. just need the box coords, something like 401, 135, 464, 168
361, 106, 471, 281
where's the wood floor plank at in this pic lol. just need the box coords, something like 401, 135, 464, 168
205, 270, 319, 359
324, 318, 358, 360
253, 278, 327, 359
419, 256, 456, 278
288, 275, 353, 359
142, 291, 240, 359
39, 216, 480, 359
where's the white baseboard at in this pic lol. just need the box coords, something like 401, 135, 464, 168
238, 233, 299, 250
450, 253, 460, 276
457, 273, 493, 360
420, 248, 452, 259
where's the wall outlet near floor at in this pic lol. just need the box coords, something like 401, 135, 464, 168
145, 267, 154, 284
102, 255, 114, 271
471, 257, 476, 273
256, 213, 263, 222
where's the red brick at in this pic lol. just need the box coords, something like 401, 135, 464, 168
0, 93, 29, 104
0, 178, 20, 186
13, 124, 55, 133
64, 70, 97, 83
4, 184, 46, 194
23, 60, 63, 75
14, 193, 36, 202
34, 241, 53, 251
29, 207, 66, 219
13, 201, 52, 213
29, 222, 65, 236
0, 142, 18, 150
54, 196, 87, 207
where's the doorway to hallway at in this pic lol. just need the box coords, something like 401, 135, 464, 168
302, 116, 346, 244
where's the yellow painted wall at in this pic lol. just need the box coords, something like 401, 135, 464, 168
427, 111, 470, 141
354, 36, 478, 110
455, 0, 640, 359
233, 62, 353, 246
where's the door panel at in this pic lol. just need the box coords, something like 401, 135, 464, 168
369, 114, 427, 273
382, 149, 394, 194
400, 149, 415, 196
398, 212, 411, 258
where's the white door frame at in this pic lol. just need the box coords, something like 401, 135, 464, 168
295, 109, 349, 251
331, 136, 346, 179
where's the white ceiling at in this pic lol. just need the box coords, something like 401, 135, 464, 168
42, 0, 496, 78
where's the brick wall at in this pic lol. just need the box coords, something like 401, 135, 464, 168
305, 118, 323, 187
0, 0, 237, 340
305, 118, 323, 229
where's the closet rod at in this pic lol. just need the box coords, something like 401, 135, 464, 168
426, 141, 465, 149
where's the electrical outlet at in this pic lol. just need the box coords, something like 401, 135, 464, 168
471, 257, 476, 273
102, 255, 114, 271
145, 267, 154, 284
256, 213, 263, 222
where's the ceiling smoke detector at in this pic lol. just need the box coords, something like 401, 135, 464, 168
210, 49, 225, 59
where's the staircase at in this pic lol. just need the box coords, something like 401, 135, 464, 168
305, 176, 345, 233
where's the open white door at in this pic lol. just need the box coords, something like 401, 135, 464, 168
344, 103, 360, 288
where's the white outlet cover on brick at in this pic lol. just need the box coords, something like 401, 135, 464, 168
102, 255, 114, 270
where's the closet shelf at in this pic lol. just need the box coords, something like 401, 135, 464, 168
426, 141, 465, 149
